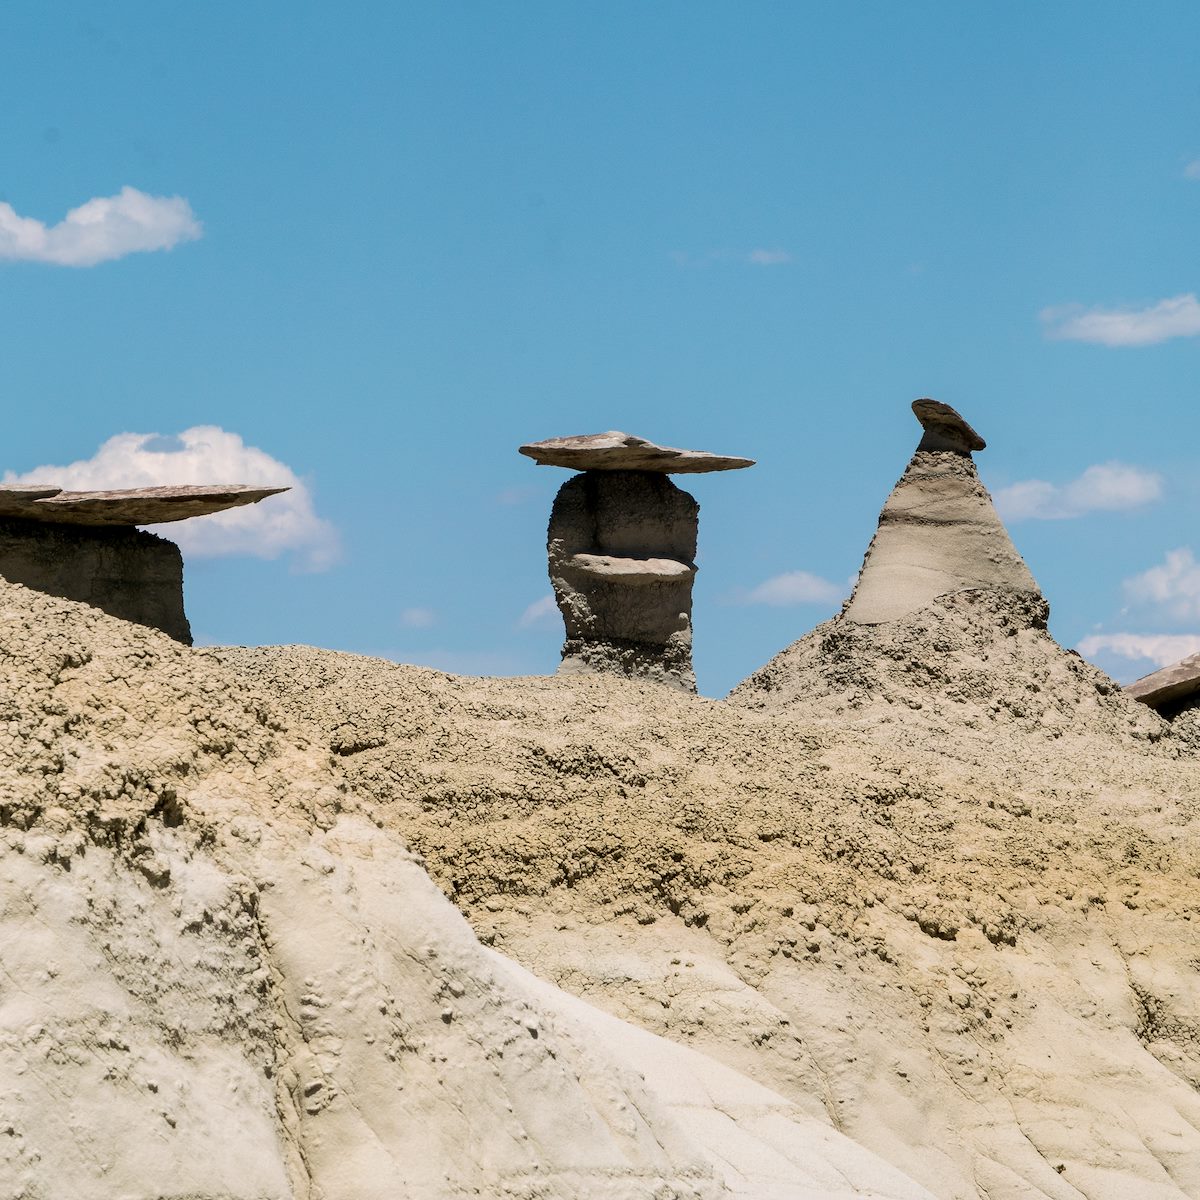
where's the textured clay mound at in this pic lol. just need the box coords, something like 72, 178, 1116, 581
1, 580, 932, 1200
730, 588, 1170, 745
220, 623, 1200, 1200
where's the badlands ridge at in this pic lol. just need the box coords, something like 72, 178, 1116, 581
3, 409, 1200, 1199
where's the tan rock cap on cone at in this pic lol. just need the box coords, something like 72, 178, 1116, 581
842, 399, 1040, 625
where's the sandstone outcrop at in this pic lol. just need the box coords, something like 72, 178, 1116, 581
548, 470, 700, 690
14, 403, 1200, 1199
522, 431, 752, 691
0, 482, 287, 643
0, 519, 192, 643
1126, 651, 1200, 717
843, 400, 1039, 625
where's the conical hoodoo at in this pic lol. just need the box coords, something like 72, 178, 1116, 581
726, 400, 1165, 743
843, 400, 1041, 624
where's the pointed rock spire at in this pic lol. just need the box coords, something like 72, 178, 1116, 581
842, 399, 1040, 625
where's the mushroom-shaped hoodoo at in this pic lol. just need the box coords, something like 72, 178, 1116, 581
519, 431, 754, 691
0, 483, 288, 643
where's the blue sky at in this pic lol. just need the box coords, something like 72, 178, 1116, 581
3, 3, 1200, 694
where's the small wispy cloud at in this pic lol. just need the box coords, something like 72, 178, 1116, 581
994, 462, 1162, 521
745, 248, 792, 266
739, 570, 845, 607
496, 484, 540, 506
1077, 632, 1200, 670
1123, 548, 1200, 621
518, 594, 559, 628
4, 426, 339, 572
671, 248, 793, 268
0, 186, 201, 267
1040, 294, 1200, 347
400, 607, 436, 629
1184, 159, 1200, 181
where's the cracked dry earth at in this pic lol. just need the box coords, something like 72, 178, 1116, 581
220, 588, 1200, 1200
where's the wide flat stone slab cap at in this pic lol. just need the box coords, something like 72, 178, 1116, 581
1125, 652, 1200, 713
0, 483, 289, 527
519, 431, 754, 474
912, 399, 986, 453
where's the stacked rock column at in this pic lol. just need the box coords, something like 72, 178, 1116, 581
548, 470, 698, 691
519, 431, 755, 693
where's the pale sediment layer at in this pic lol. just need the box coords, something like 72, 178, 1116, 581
222, 590, 1200, 1200
6, 572, 1200, 1199
843, 450, 1040, 625
0, 580, 930, 1200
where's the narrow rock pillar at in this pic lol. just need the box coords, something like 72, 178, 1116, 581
519, 431, 754, 692
548, 470, 698, 690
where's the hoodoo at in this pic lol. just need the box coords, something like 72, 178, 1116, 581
519, 431, 753, 691
0, 482, 287, 643
843, 399, 1040, 624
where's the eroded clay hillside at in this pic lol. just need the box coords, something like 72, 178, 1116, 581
0, 579, 940, 1200
221, 586, 1200, 1200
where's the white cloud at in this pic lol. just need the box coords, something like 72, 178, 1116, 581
1184, 160, 1200, 181
0, 187, 201, 267
1123, 548, 1200, 620
1040, 294, 1200, 347
518, 594, 559, 628
742, 570, 845, 607
4, 425, 339, 571
994, 462, 1162, 521
1077, 632, 1200, 670
400, 607, 436, 629
746, 248, 792, 266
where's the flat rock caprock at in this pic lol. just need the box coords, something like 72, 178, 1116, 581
0, 481, 290, 642
911, 399, 986, 454
519, 431, 754, 474
1126, 652, 1200, 716
0, 483, 289, 526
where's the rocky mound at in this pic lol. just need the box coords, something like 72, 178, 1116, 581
0, 579, 931, 1200
730, 587, 1171, 742
219, 604, 1200, 1200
